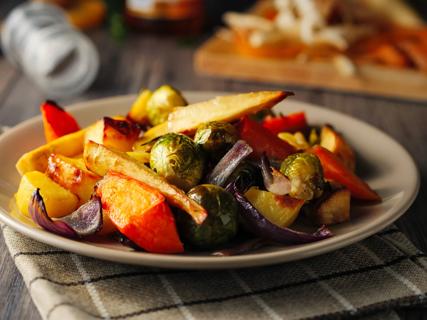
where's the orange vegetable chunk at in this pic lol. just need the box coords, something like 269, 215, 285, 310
96, 171, 184, 253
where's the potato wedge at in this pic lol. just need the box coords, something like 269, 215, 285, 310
320, 125, 355, 171
15, 171, 79, 218
16, 128, 87, 175
46, 154, 101, 204
139, 91, 291, 143
83, 141, 207, 224
312, 189, 351, 225
85, 117, 140, 152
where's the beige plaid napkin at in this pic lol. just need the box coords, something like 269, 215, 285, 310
1, 223, 426, 320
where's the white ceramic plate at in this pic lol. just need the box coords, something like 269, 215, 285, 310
0, 92, 420, 269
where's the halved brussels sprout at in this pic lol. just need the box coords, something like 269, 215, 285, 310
194, 121, 238, 160
177, 184, 238, 249
150, 133, 204, 191
146, 85, 187, 126
280, 153, 325, 201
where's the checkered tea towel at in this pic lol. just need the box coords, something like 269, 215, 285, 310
2, 223, 427, 320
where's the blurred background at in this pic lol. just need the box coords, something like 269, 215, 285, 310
0, 0, 427, 115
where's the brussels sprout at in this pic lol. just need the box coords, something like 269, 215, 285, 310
280, 153, 325, 201
194, 121, 238, 160
150, 133, 204, 191
177, 184, 238, 249
146, 85, 187, 126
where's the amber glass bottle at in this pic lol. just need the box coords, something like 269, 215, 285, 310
125, 0, 204, 35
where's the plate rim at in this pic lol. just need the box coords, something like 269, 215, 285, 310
0, 93, 420, 269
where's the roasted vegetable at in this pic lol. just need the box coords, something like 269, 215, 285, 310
244, 187, 304, 228
230, 182, 332, 244
260, 154, 291, 195
278, 132, 310, 150
15, 171, 79, 218
280, 153, 325, 201
262, 112, 307, 135
194, 121, 238, 160
320, 125, 355, 171
238, 116, 296, 160
177, 184, 238, 249
224, 160, 262, 191
309, 146, 380, 201
127, 89, 152, 124
140, 91, 292, 144
84, 117, 140, 152
16, 128, 87, 175
146, 85, 187, 126
41, 100, 80, 142
96, 171, 184, 253
306, 189, 351, 225
207, 140, 253, 187
84, 141, 208, 224
150, 133, 204, 191
46, 154, 101, 204
30, 190, 102, 238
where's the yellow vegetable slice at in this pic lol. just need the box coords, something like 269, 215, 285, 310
15, 171, 79, 218
84, 141, 207, 224
127, 89, 152, 123
138, 90, 291, 143
16, 128, 87, 175
244, 187, 304, 228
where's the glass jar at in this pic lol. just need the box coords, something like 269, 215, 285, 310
125, 0, 204, 35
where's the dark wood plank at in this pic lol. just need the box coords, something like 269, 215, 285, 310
0, 32, 426, 320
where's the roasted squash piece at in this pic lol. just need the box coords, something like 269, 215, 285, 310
15, 171, 79, 218
84, 141, 208, 224
46, 154, 101, 204
16, 128, 87, 175
96, 171, 184, 253
85, 117, 140, 152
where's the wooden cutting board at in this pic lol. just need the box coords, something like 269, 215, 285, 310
194, 33, 427, 101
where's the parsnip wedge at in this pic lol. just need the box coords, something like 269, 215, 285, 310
139, 91, 292, 143
16, 128, 87, 175
84, 141, 207, 224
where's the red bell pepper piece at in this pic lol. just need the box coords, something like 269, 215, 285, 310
41, 100, 80, 142
238, 116, 296, 160
309, 146, 381, 201
262, 112, 308, 135
96, 171, 184, 254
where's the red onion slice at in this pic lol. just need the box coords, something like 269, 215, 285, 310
260, 153, 291, 195
29, 189, 102, 238
207, 140, 253, 187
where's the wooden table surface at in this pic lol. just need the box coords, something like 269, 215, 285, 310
1, 18, 427, 320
